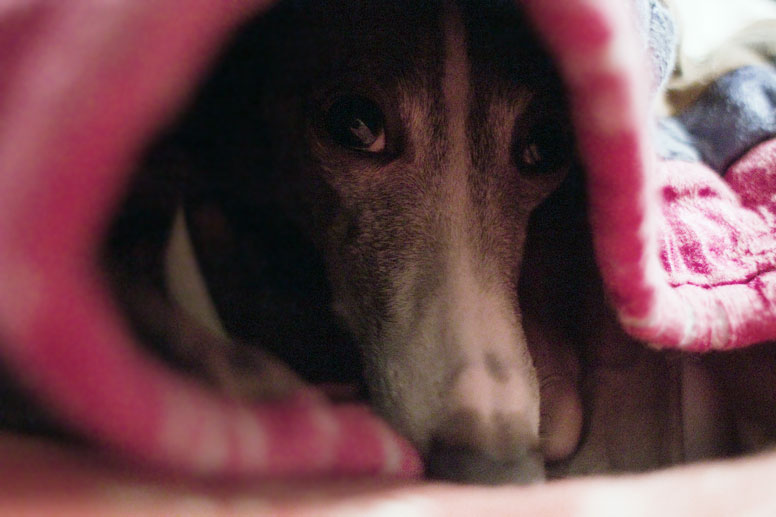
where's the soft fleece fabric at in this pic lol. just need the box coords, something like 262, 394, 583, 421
0, 0, 775, 481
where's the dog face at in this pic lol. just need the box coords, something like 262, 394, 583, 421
179, 0, 576, 483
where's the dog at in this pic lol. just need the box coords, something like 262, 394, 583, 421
97, 0, 776, 485
101, 0, 589, 484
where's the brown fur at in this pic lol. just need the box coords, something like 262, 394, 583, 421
116, 0, 578, 484
99, 0, 776, 485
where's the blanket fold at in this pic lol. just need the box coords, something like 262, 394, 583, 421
0, 0, 775, 480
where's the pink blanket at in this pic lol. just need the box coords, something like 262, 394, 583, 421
0, 0, 774, 482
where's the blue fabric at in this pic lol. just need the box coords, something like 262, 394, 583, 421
638, 1, 776, 172
659, 65, 776, 172
634, 0, 678, 92
655, 117, 702, 162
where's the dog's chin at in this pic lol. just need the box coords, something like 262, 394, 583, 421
539, 375, 583, 462
426, 441, 546, 485
523, 316, 584, 466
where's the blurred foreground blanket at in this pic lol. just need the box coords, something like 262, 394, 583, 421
0, 0, 775, 489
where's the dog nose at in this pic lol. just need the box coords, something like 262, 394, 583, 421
421, 343, 544, 484
425, 440, 545, 484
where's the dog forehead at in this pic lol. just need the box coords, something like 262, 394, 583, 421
254, 1, 444, 93
254, 1, 551, 95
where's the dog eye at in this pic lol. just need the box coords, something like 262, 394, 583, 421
325, 95, 386, 153
512, 104, 572, 175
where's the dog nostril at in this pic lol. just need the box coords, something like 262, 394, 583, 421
425, 441, 545, 485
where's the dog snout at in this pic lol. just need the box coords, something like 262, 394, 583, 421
422, 352, 544, 484
426, 409, 545, 484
